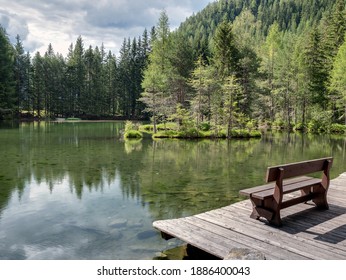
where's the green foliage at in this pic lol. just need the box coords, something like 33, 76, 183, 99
198, 122, 211, 131
139, 124, 154, 132
213, 21, 240, 78
308, 109, 333, 133
177, 127, 203, 138
152, 130, 178, 138
124, 121, 143, 139
1, 0, 346, 132
124, 130, 143, 139
0, 25, 16, 115
124, 120, 138, 131
272, 119, 285, 129
330, 123, 346, 134
157, 122, 178, 131
293, 122, 307, 131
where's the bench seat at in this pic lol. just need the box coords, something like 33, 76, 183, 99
239, 176, 315, 197
251, 177, 321, 200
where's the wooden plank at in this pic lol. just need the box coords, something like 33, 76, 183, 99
198, 209, 346, 259
251, 178, 321, 199
239, 176, 313, 196
153, 220, 229, 258
229, 202, 346, 249
183, 216, 308, 260
153, 172, 346, 260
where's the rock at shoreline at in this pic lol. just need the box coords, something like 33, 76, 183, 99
136, 230, 157, 240
108, 218, 128, 228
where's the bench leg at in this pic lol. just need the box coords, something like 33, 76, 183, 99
269, 212, 282, 227
312, 184, 329, 209
249, 197, 282, 226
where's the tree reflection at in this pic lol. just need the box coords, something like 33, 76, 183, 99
0, 122, 345, 221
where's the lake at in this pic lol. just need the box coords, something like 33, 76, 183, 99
0, 121, 345, 259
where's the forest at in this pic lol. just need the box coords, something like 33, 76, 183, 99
1, 0, 346, 134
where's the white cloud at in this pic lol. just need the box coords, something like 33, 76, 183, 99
0, 0, 212, 56
0, 9, 29, 42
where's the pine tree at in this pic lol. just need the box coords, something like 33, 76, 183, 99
303, 27, 329, 108
66, 36, 86, 116
189, 56, 214, 125
31, 52, 45, 118
260, 22, 282, 122
212, 20, 240, 79
330, 33, 346, 125
0, 25, 16, 118
14, 35, 30, 114
140, 10, 174, 131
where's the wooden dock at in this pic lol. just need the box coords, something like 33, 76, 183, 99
153, 172, 346, 260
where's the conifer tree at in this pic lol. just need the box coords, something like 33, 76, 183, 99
330, 34, 346, 125
14, 35, 30, 114
0, 26, 16, 118
140, 10, 173, 131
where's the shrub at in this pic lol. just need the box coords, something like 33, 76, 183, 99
249, 130, 262, 138
330, 123, 346, 134
246, 120, 257, 130
198, 122, 211, 132
272, 119, 285, 129
308, 109, 332, 133
124, 120, 136, 131
124, 130, 143, 139
177, 128, 203, 138
293, 122, 306, 131
152, 130, 178, 138
157, 122, 178, 131
124, 121, 142, 139
140, 124, 154, 132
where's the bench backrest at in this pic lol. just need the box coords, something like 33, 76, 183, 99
266, 157, 333, 183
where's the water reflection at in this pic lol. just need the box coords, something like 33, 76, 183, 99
0, 122, 345, 259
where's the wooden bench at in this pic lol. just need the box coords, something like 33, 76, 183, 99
239, 157, 333, 226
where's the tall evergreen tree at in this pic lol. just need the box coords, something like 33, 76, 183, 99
140, 10, 173, 132
212, 20, 240, 79
14, 35, 31, 114
31, 52, 45, 118
260, 22, 282, 122
330, 34, 346, 125
0, 25, 16, 118
303, 27, 329, 108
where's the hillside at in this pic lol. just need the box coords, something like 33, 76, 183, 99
178, 0, 336, 57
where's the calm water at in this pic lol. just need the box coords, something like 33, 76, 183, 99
0, 121, 345, 260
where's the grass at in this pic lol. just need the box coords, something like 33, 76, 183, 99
124, 130, 143, 139
65, 117, 82, 121
152, 128, 262, 139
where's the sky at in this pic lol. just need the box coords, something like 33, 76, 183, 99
0, 0, 213, 56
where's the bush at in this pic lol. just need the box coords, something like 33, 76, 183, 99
124, 120, 137, 131
249, 130, 262, 138
152, 130, 178, 138
330, 123, 346, 134
272, 119, 285, 129
177, 128, 203, 138
293, 122, 306, 131
246, 120, 257, 130
198, 122, 211, 132
124, 130, 143, 139
308, 109, 332, 133
157, 122, 178, 131
124, 121, 142, 139
140, 124, 154, 132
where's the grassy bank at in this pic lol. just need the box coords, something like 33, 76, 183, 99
139, 123, 262, 139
